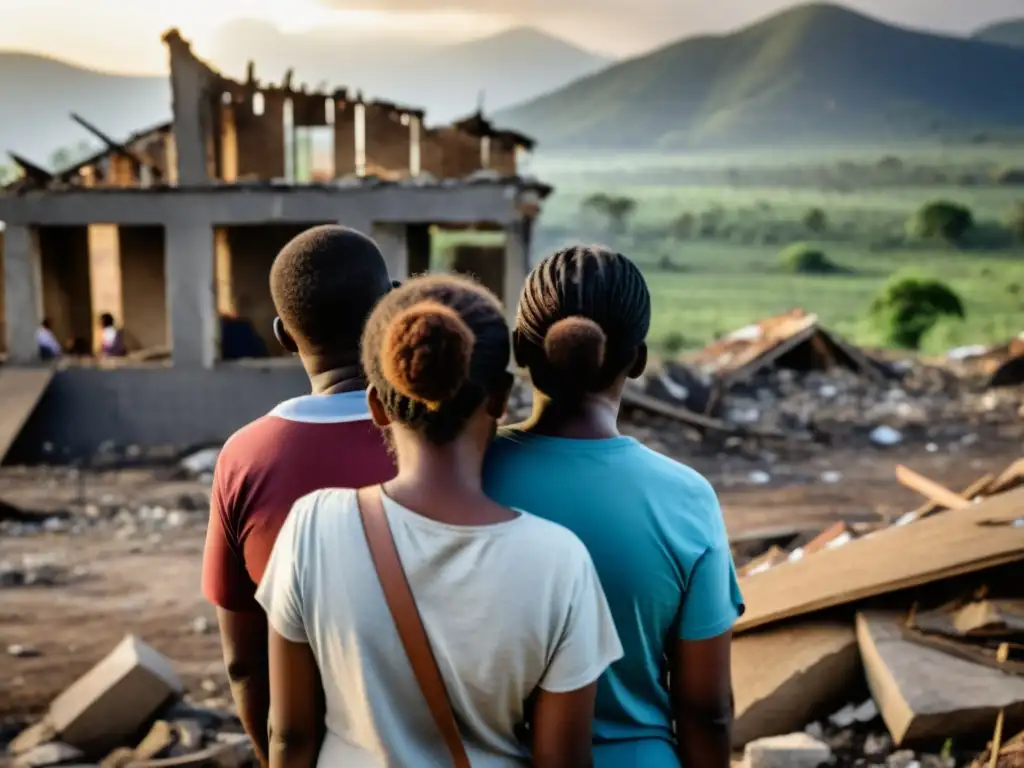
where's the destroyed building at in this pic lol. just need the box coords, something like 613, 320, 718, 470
0, 31, 549, 460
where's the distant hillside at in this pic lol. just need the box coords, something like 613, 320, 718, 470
974, 19, 1024, 47
0, 53, 169, 166
496, 3, 1024, 150
0, 27, 610, 165
208, 24, 611, 122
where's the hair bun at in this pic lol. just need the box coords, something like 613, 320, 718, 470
381, 301, 475, 409
543, 317, 606, 389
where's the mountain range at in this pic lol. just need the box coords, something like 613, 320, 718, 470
496, 3, 1024, 149
4, 4, 1024, 165
0, 26, 610, 166
973, 19, 1024, 47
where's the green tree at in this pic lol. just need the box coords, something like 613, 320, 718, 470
869, 274, 965, 350
803, 207, 828, 234
781, 244, 838, 274
582, 193, 637, 235
671, 212, 696, 239
908, 201, 974, 244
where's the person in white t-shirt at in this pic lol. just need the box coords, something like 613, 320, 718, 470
257, 274, 623, 767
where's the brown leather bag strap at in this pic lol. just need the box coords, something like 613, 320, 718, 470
357, 486, 471, 768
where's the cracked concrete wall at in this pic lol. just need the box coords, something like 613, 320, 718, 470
334, 102, 357, 177
39, 226, 92, 351
364, 105, 412, 179
421, 128, 483, 179
120, 226, 168, 350
234, 91, 287, 181
7, 366, 312, 462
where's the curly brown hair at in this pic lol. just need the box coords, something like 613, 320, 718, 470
362, 274, 511, 444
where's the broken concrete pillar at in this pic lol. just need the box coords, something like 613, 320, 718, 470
46, 634, 183, 755
219, 102, 238, 183
333, 101, 356, 177
732, 622, 860, 746
503, 221, 530, 324
371, 223, 409, 282
163, 30, 215, 186
87, 224, 123, 355
2, 225, 43, 363
857, 611, 1024, 745
165, 222, 216, 368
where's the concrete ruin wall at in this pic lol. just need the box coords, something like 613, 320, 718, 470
39, 226, 92, 351
119, 226, 168, 350
333, 102, 357, 177
8, 366, 310, 462
364, 105, 413, 179
232, 91, 287, 181
421, 128, 484, 179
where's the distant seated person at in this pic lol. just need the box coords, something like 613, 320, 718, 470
99, 313, 127, 358
220, 313, 269, 361
37, 319, 63, 360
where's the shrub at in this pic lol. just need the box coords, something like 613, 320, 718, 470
581, 193, 637, 234
657, 254, 685, 272
781, 244, 838, 274
661, 332, 688, 357
908, 201, 974, 244
869, 274, 965, 350
803, 207, 828, 234
1010, 202, 1024, 243
671, 212, 696, 239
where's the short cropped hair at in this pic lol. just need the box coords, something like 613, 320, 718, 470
269, 225, 392, 354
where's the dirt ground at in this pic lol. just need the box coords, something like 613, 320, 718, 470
1, 437, 1019, 721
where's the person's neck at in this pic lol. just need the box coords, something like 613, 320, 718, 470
302, 354, 365, 396
518, 389, 622, 440
384, 436, 505, 526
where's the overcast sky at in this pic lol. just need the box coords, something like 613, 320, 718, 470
0, 0, 1020, 73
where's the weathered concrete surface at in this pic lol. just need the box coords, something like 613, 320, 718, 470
372, 222, 409, 281
120, 226, 169, 351
7, 365, 310, 462
732, 622, 860, 747
503, 222, 530, 323
0, 184, 525, 228
165, 224, 216, 369
39, 226, 92, 352
3, 225, 43, 363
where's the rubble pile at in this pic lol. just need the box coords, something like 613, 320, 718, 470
3, 636, 255, 768
636, 310, 1024, 450
730, 458, 1024, 768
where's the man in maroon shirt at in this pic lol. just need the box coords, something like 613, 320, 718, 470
202, 225, 396, 763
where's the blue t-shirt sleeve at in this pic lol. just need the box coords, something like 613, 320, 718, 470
677, 484, 745, 641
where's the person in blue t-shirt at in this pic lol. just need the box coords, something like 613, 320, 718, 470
483, 245, 744, 768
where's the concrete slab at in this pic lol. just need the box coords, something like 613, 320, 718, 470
0, 367, 53, 463
857, 611, 1024, 745
47, 634, 183, 755
733, 622, 860, 746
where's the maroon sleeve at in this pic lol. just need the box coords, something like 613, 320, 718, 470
202, 453, 260, 612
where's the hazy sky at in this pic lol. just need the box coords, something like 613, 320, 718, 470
1, 0, 1020, 73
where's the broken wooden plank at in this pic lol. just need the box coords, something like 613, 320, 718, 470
621, 388, 806, 440
732, 622, 860, 747
739, 546, 789, 578
70, 113, 161, 179
896, 464, 972, 511
915, 472, 997, 520
858, 612, 1024, 745
0, 367, 54, 464
991, 459, 1024, 495
736, 487, 1024, 633
915, 599, 1024, 639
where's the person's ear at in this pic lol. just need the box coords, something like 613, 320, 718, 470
627, 343, 648, 379
367, 386, 391, 428
273, 317, 298, 354
486, 371, 515, 420
511, 329, 527, 369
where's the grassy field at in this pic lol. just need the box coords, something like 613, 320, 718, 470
495, 147, 1024, 355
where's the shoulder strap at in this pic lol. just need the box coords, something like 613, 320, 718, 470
357, 486, 471, 768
